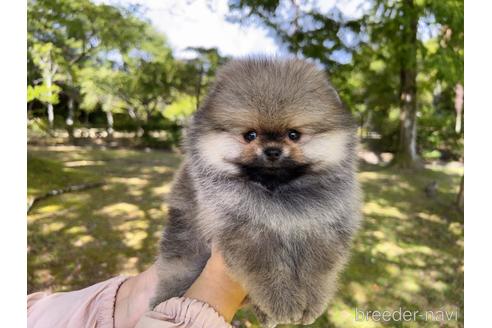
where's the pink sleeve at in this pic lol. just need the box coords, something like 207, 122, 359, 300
27, 276, 128, 328
135, 297, 232, 328
28, 277, 231, 328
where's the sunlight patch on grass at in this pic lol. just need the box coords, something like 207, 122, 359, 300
118, 219, 149, 231
357, 171, 380, 181
128, 188, 144, 197
398, 277, 421, 293
152, 183, 172, 196
407, 244, 433, 255
372, 241, 405, 259
359, 172, 415, 190
425, 164, 464, 176
118, 219, 149, 250
65, 226, 88, 235
142, 166, 174, 174
448, 222, 463, 236
120, 256, 140, 276
28, 207, 73, 222
347, 281, 369, 304
96, 202, 145, 222
456, 239, 464, 248
36, 204, 63, 214
408, 256, 427, 268
33, 204, 63, 214
41, 221, 65, 234
384, 263, 401, 277
364, 202, 407, 220
32, 269, 54, 290
67, 193, 92, 204
31, 252, 54, 266
72, 235, 95, 247
370, 230, 387, 240
429, 280, 447, 293
44, 145, 82, 152
109, 177, 149, 187
122, 230, 148, 250
147, 208, 166, 220
64, 160, 106, 167
418, 212, 446, 224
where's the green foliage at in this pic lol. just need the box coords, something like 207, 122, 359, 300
28, 0, 147, 64
178, 47, 229, 108
164, 94, 197, 122
28, 42, 64, 109
28, 0, 176, 135
76, 23, 185, 135
27, 84, 61, 104
79, 66, 126, 114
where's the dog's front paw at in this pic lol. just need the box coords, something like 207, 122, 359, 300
300, 303, 326, 325
300, 289, 331, 325
252, 305, 278, 328
261, 287, 330, 326
252, 290, 307, 325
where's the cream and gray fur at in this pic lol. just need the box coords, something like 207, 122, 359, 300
151, 57, 362, 327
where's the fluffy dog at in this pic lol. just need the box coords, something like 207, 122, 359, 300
151, 57, 362, 327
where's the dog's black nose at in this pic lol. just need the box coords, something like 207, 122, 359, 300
264, 147, 282, 161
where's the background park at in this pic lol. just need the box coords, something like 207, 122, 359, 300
27, 0, 464, 327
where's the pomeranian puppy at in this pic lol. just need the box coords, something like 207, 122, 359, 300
151, 57, 362, 327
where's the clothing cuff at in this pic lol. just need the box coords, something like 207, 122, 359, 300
97, 275, 129, 328
137, 297, 232, 328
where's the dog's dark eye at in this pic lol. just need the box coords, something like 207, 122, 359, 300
288, 130, 301, 141
244, 130, 257, 142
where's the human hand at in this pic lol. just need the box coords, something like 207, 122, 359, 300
184, 245, 247, 322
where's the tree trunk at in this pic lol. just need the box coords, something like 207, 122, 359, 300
455, 83, 464, 134
395, 68, 419, 168
394, 0, 421, 169
106, 111, 114, 139
456, 175, 464, 211
46, 75, 54, 128
142, 109, 152, 138
47, 103, 54, 128
66, 97, 75, 141
127, 107, 137, 120
127, 107, 142, 138
145, 109, 151, 123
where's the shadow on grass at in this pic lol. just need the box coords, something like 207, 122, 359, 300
27, 147, 463, 328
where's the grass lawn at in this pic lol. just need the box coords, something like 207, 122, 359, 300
27, 145, 463, 328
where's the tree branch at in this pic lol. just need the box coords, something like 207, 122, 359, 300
27, 182, 105, 214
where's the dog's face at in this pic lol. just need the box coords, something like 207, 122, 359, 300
190, 58, 355, 190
